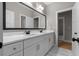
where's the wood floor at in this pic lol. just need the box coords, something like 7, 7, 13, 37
58, 40, 72, 50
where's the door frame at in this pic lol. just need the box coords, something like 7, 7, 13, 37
56, 7, 72, 47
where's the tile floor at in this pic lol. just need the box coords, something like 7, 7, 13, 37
46, 47, 73, 56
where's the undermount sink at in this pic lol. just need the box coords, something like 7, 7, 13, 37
30, 33, 41, 35
26, 34, 36, 36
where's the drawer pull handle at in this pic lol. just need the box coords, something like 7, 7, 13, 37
13, 48, 16, 50
49, 38, 51, 43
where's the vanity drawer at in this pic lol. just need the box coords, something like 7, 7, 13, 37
10, 51, 23, 56
3, 41, 23, 56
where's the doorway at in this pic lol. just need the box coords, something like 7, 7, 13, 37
57, 9, 72, 50
58, 17, 64, 41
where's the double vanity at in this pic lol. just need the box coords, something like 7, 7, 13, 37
3, 2, 55, 56
3, 31, 55, 56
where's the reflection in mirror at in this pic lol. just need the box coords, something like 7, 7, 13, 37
21, 15, 34, 28
5, 2, 46, 29
6, 9, 15, 28
34, 17, 39, 28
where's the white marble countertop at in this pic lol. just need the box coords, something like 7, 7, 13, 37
3, 31, 54, 45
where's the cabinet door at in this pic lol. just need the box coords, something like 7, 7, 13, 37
24, 44, 36, 56
3, 41, 23, 56
36, 36, 49, 56
10, 51, 23, 56
48, 33, 54, 49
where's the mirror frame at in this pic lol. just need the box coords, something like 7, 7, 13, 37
3, 2, 46, 30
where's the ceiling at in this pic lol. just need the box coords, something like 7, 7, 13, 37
43, 2, 53, 6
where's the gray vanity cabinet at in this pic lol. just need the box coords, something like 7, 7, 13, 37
24, 33, 54, 56
3, 33, 54, 56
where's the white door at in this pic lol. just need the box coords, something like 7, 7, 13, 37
0, 2, 3, 56
72, 2, 79, 56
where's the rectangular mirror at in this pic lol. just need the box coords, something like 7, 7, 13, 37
3, 2, 46, 30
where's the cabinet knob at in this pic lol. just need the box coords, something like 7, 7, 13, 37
13, 47, 16, 50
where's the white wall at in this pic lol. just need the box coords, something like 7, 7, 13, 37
72, 3, 79, 56
46, 2, 75, 47
72, 2, 79, 38
46, 2, 75, 32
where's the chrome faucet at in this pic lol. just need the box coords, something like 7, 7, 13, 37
40, 29, 43, 33
25, 30, 30, 34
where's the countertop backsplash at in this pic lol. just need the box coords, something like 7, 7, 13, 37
3, 30, 41, 36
